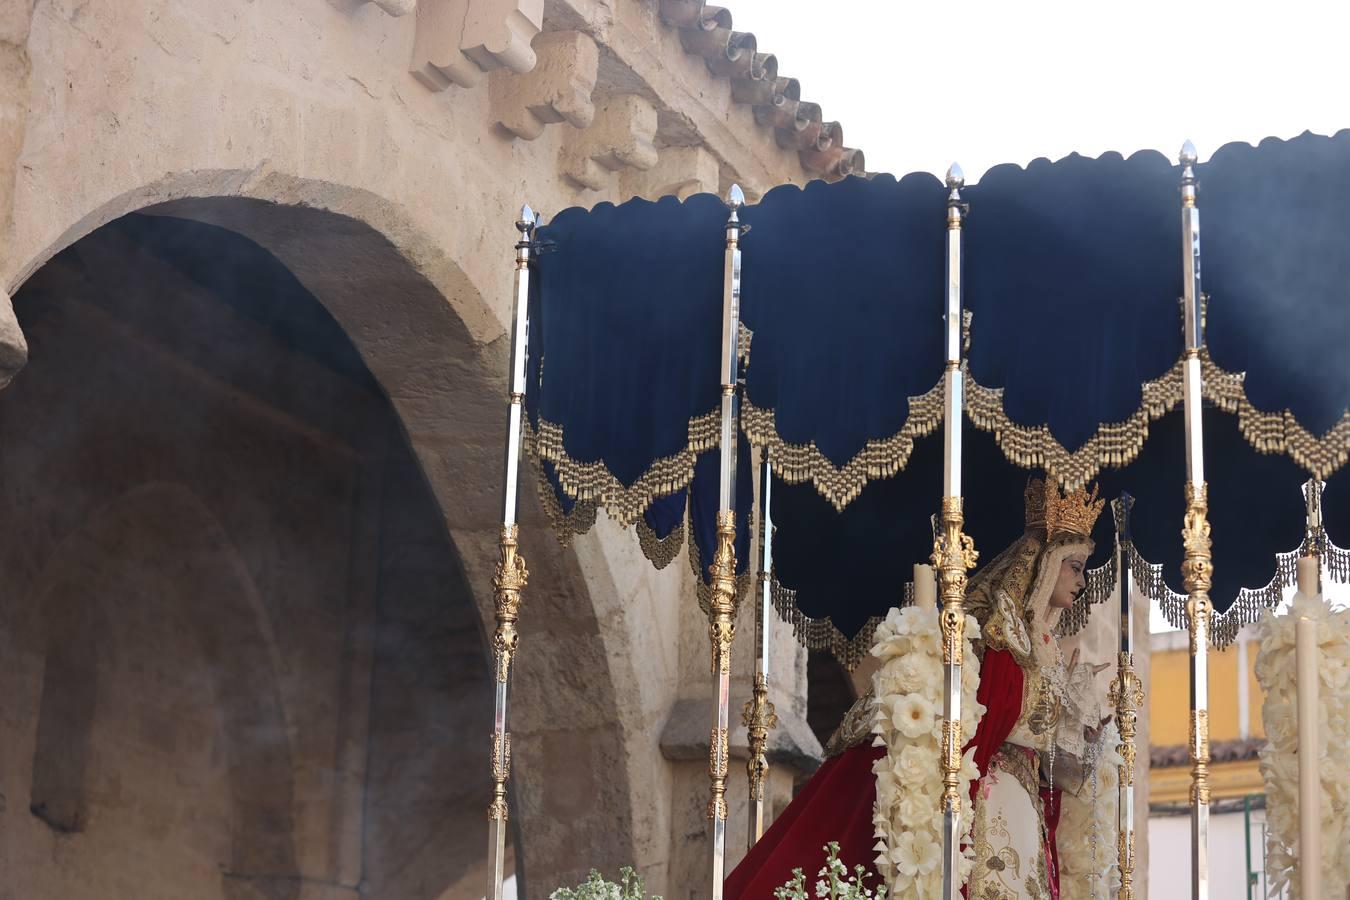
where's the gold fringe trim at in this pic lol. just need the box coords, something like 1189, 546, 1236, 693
740, 379, 945, 511
1200, 353, 1350, 481
636, 514, 685, 570
525, 412, 720, 528
1132, 539, 1339, 650
769, 574, 913, 672
968, 350, 1350, 491
966, 359, 1188, 491
531, 452, 600, 545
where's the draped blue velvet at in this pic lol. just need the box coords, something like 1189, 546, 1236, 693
530, 194, 727, 486
771, 412, 1310, 632
689, 437, 755, 582
962, 151, 1182, 450
738, 174, 946, 466
644, 489, 687, 541
1204, 130, 1350, 436
526, 130, 1350, 624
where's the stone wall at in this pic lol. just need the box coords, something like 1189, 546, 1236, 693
0, 2, 827, 897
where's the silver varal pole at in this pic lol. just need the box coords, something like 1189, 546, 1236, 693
708, 184, 746, 899
1109, 494, 1144, 900
1178, 141, 1212, 900
744, 450, 779, 849
935, 164, 979, 900
487, 205, 536, 900
1303, 479, 1327, 578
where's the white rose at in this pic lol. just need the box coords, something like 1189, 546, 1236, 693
893, 653, 938, 694
895, 743, 937, 787
892, 693, 936, 740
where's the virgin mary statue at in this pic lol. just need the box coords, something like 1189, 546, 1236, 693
726, 479, 1109, 899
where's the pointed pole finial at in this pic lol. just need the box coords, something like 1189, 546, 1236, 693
1179, 140, 1198, 166
945, 163, 965, 190
517, 204, 535, 235
727, 183, 745, 209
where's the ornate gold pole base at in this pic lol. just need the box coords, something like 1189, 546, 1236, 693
489, 523, 528, 899
707, 510, 739, 895
743, 672, 777, 843
1182, 481, 1212, 900
933, 495, 977, 900
1110, 650, 1144, 900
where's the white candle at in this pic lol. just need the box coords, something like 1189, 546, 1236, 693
914, 563, 937, 610
1295, 555, 1322, 900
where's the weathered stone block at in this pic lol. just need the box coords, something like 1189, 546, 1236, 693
490, 30, 599, 141
562, 94, 658, 191
619, 144, 719, 201
411, 0, 545, 91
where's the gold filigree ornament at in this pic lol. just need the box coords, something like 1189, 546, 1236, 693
1109, 650, 1144, 900
488, 731, 512, 823
1181, 481, 1214, 655
707, 726, 730, 821
1108, 652, 1145, 789
742, 674, 778, 802
1117, 829, 1136, 900
932, 496, 978, 668
708, 510, 740, 676
687, 517, 754, 618
491, 524, 529, 684
1189, 708, 1211, 806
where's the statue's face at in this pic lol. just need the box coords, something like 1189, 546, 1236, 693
1049, 552, 1088, 609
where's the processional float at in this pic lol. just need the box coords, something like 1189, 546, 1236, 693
487, 130, 1350, 900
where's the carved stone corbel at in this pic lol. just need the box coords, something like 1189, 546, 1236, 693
561, 94, 659, 191
490, 31, 599, 141
620, 145, 720, 201
411, 0, 544, 91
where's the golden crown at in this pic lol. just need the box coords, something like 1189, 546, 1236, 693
1024, 478, 1105, 540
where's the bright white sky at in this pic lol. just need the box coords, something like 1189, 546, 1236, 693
725, 0, 1350, 182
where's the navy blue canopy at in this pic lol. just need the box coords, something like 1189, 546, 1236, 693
524, 130, 1350, 657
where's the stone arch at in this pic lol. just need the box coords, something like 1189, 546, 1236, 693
6, 180, 652, 897
26, 482, 298, 898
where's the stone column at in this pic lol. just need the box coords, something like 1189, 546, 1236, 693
0, 1, 33, 385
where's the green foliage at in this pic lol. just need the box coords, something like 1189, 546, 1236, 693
549, 866, 663, 900
773, 842, 878, 899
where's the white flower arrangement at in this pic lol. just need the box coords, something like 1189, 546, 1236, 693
869, 604, 985, 898
1255, 592, 1350, 896
773, 842, 878, 899
1057, 721, 1123, 900
549, 867, 662, 900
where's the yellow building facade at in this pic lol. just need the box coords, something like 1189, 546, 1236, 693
1148, 626, 1266, 804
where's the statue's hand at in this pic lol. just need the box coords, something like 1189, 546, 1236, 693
1084, 714, 1113, 745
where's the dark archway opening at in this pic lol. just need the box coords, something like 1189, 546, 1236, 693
2, 212, 502, 900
